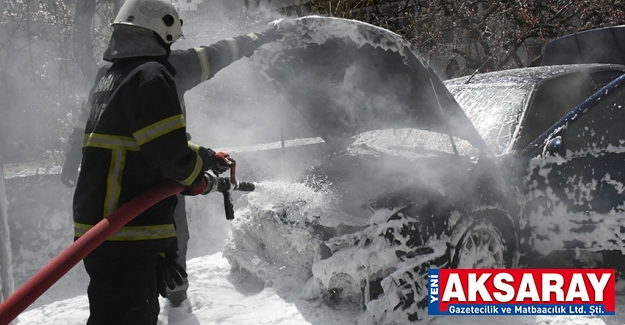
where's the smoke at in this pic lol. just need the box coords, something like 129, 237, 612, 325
0, 2, 310, 309
0, 2, 87, 306
224, 12, 496, 291
173, 6, 315, 151
0, 35, 83, 164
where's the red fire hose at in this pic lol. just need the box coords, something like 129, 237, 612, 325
0, 181, 184, 325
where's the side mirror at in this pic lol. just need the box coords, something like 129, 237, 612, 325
545, 136, 565, 156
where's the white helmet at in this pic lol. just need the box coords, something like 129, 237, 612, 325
112, 0, 183, 45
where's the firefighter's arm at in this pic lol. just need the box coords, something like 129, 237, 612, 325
131, 68, 205, 189
188, 143, 233, 175
170, 27, 282, 87
131, 66, 233, 194
180, 145, 233, 196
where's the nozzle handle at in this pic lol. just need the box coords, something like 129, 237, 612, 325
223, 191, 234, 220
213, 177, 253, 221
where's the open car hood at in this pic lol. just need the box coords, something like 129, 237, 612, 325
253, 16, 490, 153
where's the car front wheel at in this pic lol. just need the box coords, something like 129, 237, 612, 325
450, 212, 517, 269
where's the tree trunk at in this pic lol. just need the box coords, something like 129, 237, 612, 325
0, 165, 14, 302
72, 0, 97, 82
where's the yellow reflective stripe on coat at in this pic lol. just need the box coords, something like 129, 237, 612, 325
180, 151, 202, 186
188, 142, 200, 152
133, 115, 185, 146
180, 99, 187, 121
83, 133, 140, 151
74, 223, 176, 241
195, 47, 211, 82
104, 149, 126, 217
225, 37, 240, 63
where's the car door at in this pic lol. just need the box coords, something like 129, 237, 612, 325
523, 75, 625, 253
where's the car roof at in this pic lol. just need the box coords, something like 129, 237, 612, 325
444, 64, 625, 87
444, 63, 625, 155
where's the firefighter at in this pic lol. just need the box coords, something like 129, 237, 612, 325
69, 0, 284, 323
61, 1, 286, 311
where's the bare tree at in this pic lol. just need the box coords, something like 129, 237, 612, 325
0, 165, 12, 303
0, 0, 79, 163
72, 0, 122, 82
304, 0, 625, 76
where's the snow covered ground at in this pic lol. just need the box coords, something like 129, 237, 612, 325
16, 253, 351, 325
15, 252, 625, 325
11, 177, 625, 325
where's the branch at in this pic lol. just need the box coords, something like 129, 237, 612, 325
25, 0, 37, 83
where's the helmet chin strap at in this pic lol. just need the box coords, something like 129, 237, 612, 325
103, 25, 170, 62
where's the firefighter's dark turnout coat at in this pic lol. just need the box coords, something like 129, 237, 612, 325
72, 33, 270, 255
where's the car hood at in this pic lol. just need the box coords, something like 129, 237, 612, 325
253, 16, 490, 153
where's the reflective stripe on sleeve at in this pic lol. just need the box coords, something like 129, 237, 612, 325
247, 33, 259, 41
188, 142, 200, 152
179, 150, 202, 186
133, 114, 185, 146
104, 149, 126, 217
83, 133, 140, 151
226, 37, 240, 63
180, 99, 187, 121
195, 47, 211, 82
74, 223, 176, 241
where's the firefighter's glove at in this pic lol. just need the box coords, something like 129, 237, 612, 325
157, 252, 188, 298
60, 153, 81, 188
241, 21, 291, 57
258, 24, 281, 43
182, 172, 218, 196
211, 151, 233, 174
199, 147, 233, 175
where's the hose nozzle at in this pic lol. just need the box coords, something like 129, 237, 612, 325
212, 177, 254, 221
215, 177, 255, 192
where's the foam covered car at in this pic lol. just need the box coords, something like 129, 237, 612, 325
224, 17, 517, 324
445, 64, 625, 267
224, 17, 625, 324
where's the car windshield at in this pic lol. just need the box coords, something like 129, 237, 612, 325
447, 83, 533, 155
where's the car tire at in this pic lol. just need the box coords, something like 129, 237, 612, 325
450, 210, 518, 269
